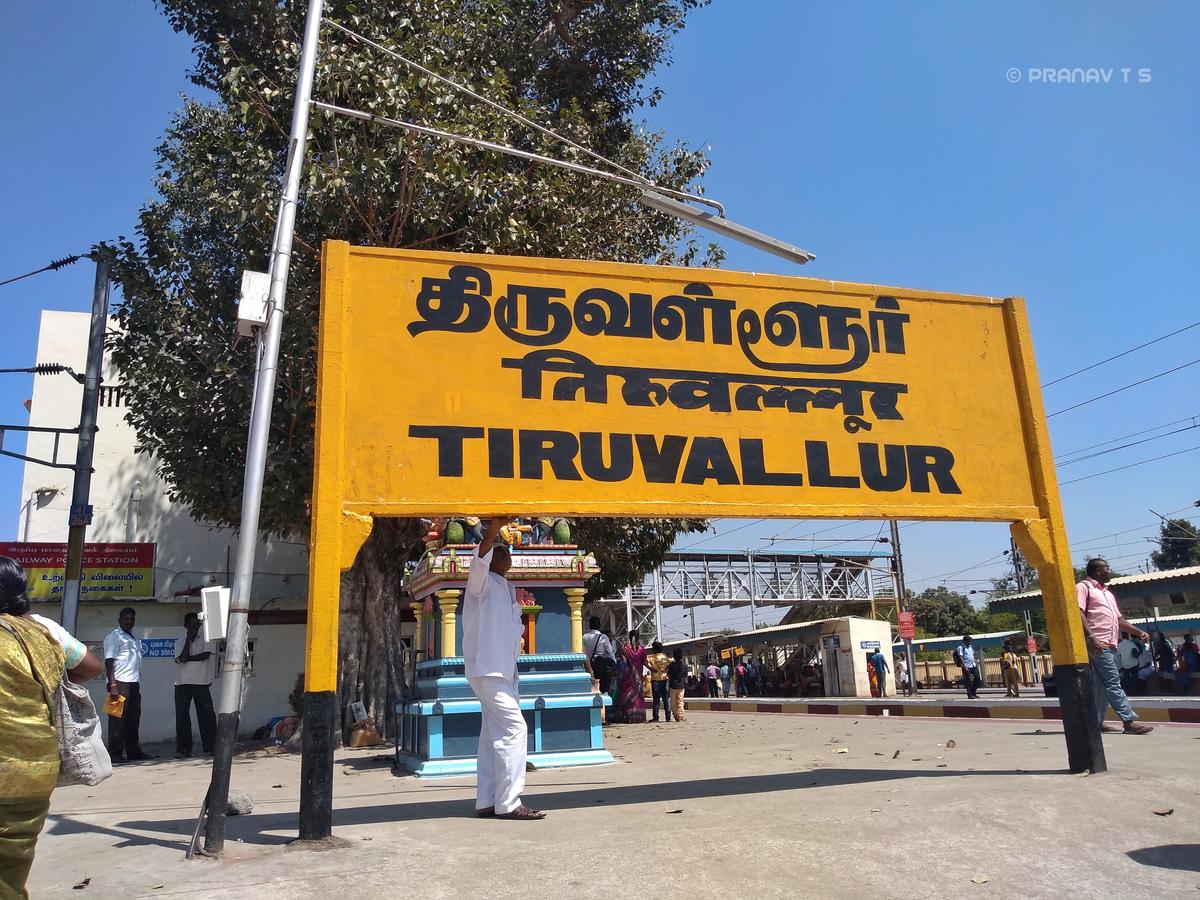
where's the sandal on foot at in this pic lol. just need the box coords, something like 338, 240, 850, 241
475, 806, 496, 817
496, 804, 546, 820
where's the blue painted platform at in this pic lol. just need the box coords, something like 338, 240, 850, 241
395, 652, 613, 776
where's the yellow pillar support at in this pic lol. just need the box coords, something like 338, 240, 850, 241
410, 601, 425, 656
1003, 299, 1089, 667
565, 587, 587, 653
305, 242, 373, 694
1004, 296, 1104, 774
436, 589, 462, 658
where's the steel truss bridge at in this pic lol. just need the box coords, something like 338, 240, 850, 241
596, 548, 898, 637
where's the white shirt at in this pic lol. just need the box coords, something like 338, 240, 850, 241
1117, 638, 1139, 669
1137, 645, 1154, 678
583, 629, 615, 661
175, 632, 217, 685
461, 547, 524, 679
958, 644, 977, 668
104, 627, 143, 682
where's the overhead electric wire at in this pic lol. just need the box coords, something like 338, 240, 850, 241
1043, 319, 1200, 388
1047, 356, 1200, 417
915, 551, 1010, 587
676, 518, 768, 550
1056, 420, 1200, 466
0, 253, 86, 288
1059, 445, 1200, 486
321, 19, 723, 214
1069, 503, 1200, 549
1055, 414, 1200, 462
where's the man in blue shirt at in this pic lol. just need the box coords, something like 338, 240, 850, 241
869, 648, 890, 697
955, 634, 981, 699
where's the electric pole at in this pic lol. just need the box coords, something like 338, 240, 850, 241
60, 252, 110, 636
746, 548, 757, 630
889, 520, 917, 695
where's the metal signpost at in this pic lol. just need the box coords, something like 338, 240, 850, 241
203, 0, 325, 855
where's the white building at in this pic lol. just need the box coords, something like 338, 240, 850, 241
14, 310, 311, 744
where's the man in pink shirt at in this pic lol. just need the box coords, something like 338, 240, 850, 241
1077, 558, 1153, 735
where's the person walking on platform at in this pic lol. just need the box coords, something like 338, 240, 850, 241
954, 635, 981, 699
1077, 558, 1153, 735
647, 641, 672, 722
583, 617, 617, 699
616, 631, 648, 722
869, 648, 890, 697
705, 661, 720, 697
667, 649, 687, 722
895, 655, 911, 696
462, 518, 546, 820
1001, 641, 1021, 697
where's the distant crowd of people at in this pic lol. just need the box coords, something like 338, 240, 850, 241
1116, 628, 1200, 695
581, 617, 829, 726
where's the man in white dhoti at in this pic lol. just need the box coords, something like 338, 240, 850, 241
462, 517, 546, 820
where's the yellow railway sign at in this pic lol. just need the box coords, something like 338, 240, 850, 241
318, 244, 1048, 520
306, 242, 1089, 748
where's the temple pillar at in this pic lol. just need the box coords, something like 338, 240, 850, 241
565, 587, 587, 653
436, 588, 462, 658
410, 601, 426, 656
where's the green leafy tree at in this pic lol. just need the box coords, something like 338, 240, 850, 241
110, 0, 715, 734
980, 610, 1022, 633
909, 585, 985, 638
1150, 519, 1200, 571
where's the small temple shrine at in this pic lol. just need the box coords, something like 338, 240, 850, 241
395, 520, 613, 776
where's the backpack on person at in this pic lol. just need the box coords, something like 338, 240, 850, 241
588, 636, 617, 680
953, 648, 964, 667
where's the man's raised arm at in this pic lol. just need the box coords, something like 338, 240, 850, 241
478, 517, 506, 558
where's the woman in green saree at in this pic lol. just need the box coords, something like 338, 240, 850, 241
0, 557, 101, 899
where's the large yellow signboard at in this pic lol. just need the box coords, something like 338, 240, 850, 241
307, 243, 1091, 761
319, 243, 1042, 521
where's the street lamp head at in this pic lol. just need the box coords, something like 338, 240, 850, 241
638, 191, 816, 266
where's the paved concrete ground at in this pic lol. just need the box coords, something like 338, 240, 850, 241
29, 713, 1200, 899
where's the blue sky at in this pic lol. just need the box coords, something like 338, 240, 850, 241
2, 2, 1197, 637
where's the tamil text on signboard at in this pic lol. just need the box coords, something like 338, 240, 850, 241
0, 542, 155, 599
318, 244, 1044, 521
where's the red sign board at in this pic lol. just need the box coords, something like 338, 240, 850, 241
898, 611, 916, 641
1026, 636, 1038, 655
0, 542, 156, 599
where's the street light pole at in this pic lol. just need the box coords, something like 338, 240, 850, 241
204, 0, 325, 855
638, 190, 815, 265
